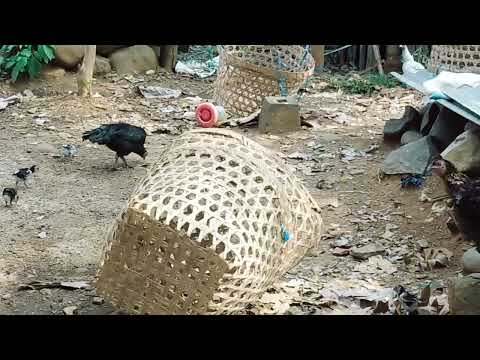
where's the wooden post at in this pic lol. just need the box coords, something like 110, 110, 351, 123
159, 45, 178, 71
311, 45, 325, 72
372, 45, 384, 75
77, 45, 96, 97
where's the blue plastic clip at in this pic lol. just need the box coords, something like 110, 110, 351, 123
281, 224, 290, 242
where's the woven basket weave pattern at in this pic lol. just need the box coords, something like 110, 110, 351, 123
428, 45, 480, 74
213, 45, 315, 117
96, 129, 322, 314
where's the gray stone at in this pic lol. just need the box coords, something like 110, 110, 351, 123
94, 55, 111, 76
351, 244, 386, 260
63, 306, 78, 315
383, 106, 421, 140
465, 121, 480, 132
400, 130, 423, 146
381, 136, 439, 175
429, 107, 467, 151
330, 235, 353, 249
36, 143, 57, 154
462, 248, 480, 274
331, 248, 350, 256
40, 65, 66, 80
53, 45, 84, 69
441, 130, 480, 173
92, 296, 104, 305
420, 102, 441, 135
448, 274, 480, 315
109, 45, 159, 75
259, 96, 300, 133
97, 45, 128, 57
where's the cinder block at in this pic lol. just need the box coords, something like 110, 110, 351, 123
259, 96, 300, 133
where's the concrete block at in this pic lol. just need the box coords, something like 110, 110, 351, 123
429, 107, 467, 151
449, 274, 480, 315
259, 96, 300, 133
442, 130, 480, 173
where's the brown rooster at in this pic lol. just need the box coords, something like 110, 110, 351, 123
431, 158, 480, 252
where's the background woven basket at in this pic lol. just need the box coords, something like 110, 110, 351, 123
96, 129, 322, 314
428, 45, 480, 74
213, 45, 315, 117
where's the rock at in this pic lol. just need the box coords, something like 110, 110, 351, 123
381, 136, 439, 175
53, 45, 85, 69
97, 45, 128, 57
94, 55, 111, 76
40, 65, 66, 80
63, 306, 78, 315
383, 106, 421, 140
146, 69, 155, 75
331, 248, 350, 256
465, 121, 480, 132
462, 248, 480, 274
1, 294, 11, 300
400, 130, 423, 146
259, 96, 300, 133
429, 107, 467, 151
416, 239, 429, 249
109, 45, 159, 75
330, 235, 353, 248
449, 274, 480, 315
420, 102, 441, 135
441, 130, 480, 173
92, 296, 104, 305
23, 89, 34, 98
351, 244, 386, 260
36, 143, 57, 154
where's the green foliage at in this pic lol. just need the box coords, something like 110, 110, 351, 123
324, 71, 401, 95
0, 45, 56, 82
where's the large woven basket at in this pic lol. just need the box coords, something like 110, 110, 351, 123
96, 129, 322, 314
428, 45, 480, 74
213, 45, 315, 117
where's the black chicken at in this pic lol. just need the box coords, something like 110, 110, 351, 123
431, 158, 480, 252
13, 165, 37, 187
82, 123, 148, 168
2, 188, 18, 206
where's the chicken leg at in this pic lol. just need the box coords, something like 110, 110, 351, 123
120, 156, 133, 168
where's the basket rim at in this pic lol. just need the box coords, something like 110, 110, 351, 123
217, 45, 315, 80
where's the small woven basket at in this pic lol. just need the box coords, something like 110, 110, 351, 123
96, 129, 322, 314
213, 45, 315, 117
428, 45, 480, 74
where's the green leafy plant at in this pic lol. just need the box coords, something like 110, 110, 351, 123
0, 45, 56, 82
324, 71, 401, 95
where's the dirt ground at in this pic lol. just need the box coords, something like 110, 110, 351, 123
0, 69, 464, 315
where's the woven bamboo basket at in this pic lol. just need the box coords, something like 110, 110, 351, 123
213, 45, 315, 118
96, 129, 322, 314
428, 45, 480, 74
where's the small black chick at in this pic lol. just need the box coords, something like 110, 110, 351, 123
13, 165, 37, 187
82, 123, 147, 169
2, 188, 18, 206
431, 158, 480, 252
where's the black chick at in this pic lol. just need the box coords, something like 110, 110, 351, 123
82, 123, 148, 169
13, 165, 37, 187
431, 158, 480, 252
2, 188, 18, 206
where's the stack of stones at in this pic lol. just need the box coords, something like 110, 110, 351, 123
44, 45, 161, 78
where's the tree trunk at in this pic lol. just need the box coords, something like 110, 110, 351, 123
311, 45, 325, 72
159, 45, 178, 71
77, 45, 96, 97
